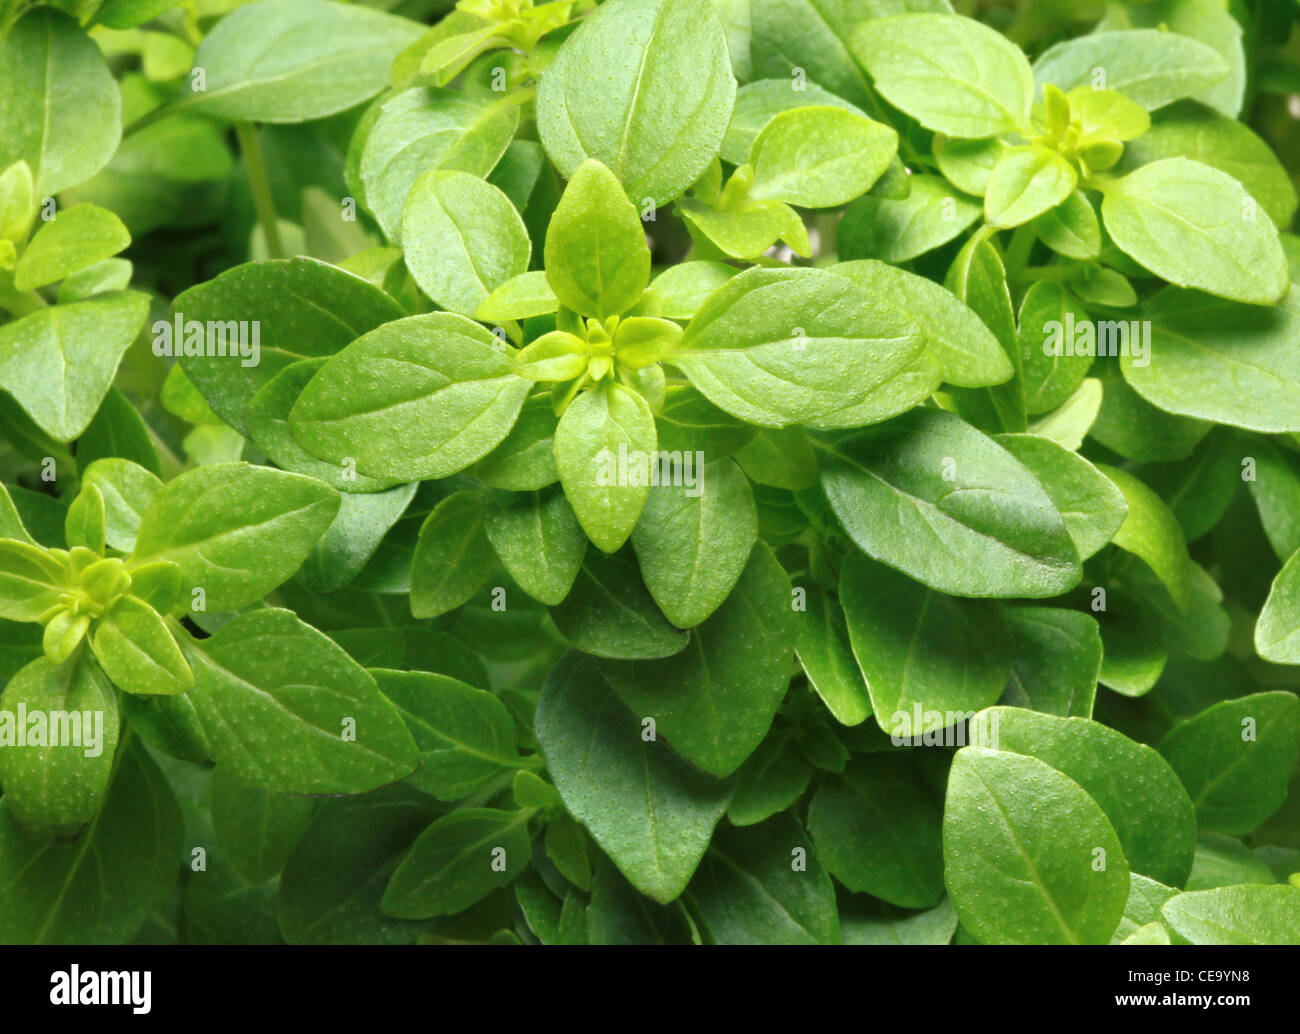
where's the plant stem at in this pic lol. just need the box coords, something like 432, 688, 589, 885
235, 121, 284, 259
1003, 223, 1038, 287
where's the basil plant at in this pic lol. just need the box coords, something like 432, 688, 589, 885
0, 0, 1299, 947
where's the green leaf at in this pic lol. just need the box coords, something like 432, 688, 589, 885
850, 13, 1033, 138
1035, 190, 1102, 261
747, 106, 897, 207
795, 585, 872, 727
975, 707, 1195, 886
482, 486, 587, 607
678, 195, 809, 261
632, 262, 737, 321
543, 160, 651, 320
0, 735, 181, 944
821, 409, 1080, 597
0, 8, 121, 195
409, 491, 493, 620
721, 78, 869, 166
13, 204, 130, 292
210, 764, 316, 884
943, 746, 1130, 945
831, 260, 1012, 389
182, 0, 422, 123
357, 87, 520, 242
1002, 606, 1101, 718
554, 381, 657, 553
839, 895, 959, 946
1121, 287, 1300, 434
1157, 692, 1300, 834
290, 313, 530, 481
0, 539, 68, 622
64, 483, 105, 555
1016, 280, 1094, 415
839, 553, 1010, 739
0, 653, 118, 834
630, 458, 756, 628
837, 175, 981, 263
995, 433, 1126, 561
401, 170, 530, 317
1102, 158, 1288, 305
1033, 30, 1231, 111
1097, 464, 1191, 611
984, 145, 1076, 229
548, 549, 688, 660
808, 753, 945, 908
688, 814, 839, 945
130, 462, 339, 612
1090, 361, 1211, 463
173, 256, 405, 432
0, 290, 149, 441
297, 482, 417, 595
598, 543, 797, 778
1258, 549, 1300, 664
668, 266, 921, 427
469, 393, 560, 491
535, 653, 731, 903
477, 271, 560, 323
536, 0, 737, 206
80, 459, 162, 554
1161, 885, 1300, 945
725, 733, 812, 827
1122, 101, 1297, 229
278, 795, 439, 944
91, 596, 193, 696
374, 668, 529, 801
180, 608, 419, 794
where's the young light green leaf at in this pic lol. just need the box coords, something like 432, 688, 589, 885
13, 204, 130, 292
0, 653, 118, 834
0, 8, 121, 195
721, 78, 869, 166
667, 266, 921, 427
747, 106, 897, 208
553, 381, 657, 553
536, 0, 737, 206
1033, 30, 1231, 111
851, 12, 1032, 137
401, 170, 530, 317
1258, 549, 1300, 665
181, 608, 419, 795
544, 159, 651, 320
1035, 190, 1102, 260
130, 462, 339, 612
837, 175, 981, 263
0, 290, 149, 442
984, 145, 1077, 228
289, 313, 531, 481
182, 0, 423, 122
1102, 158, 1289, 305
91, 597, 193, 696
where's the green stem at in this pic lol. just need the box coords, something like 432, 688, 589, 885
235, 121, 284, 260
1003, 223, 1038, 286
